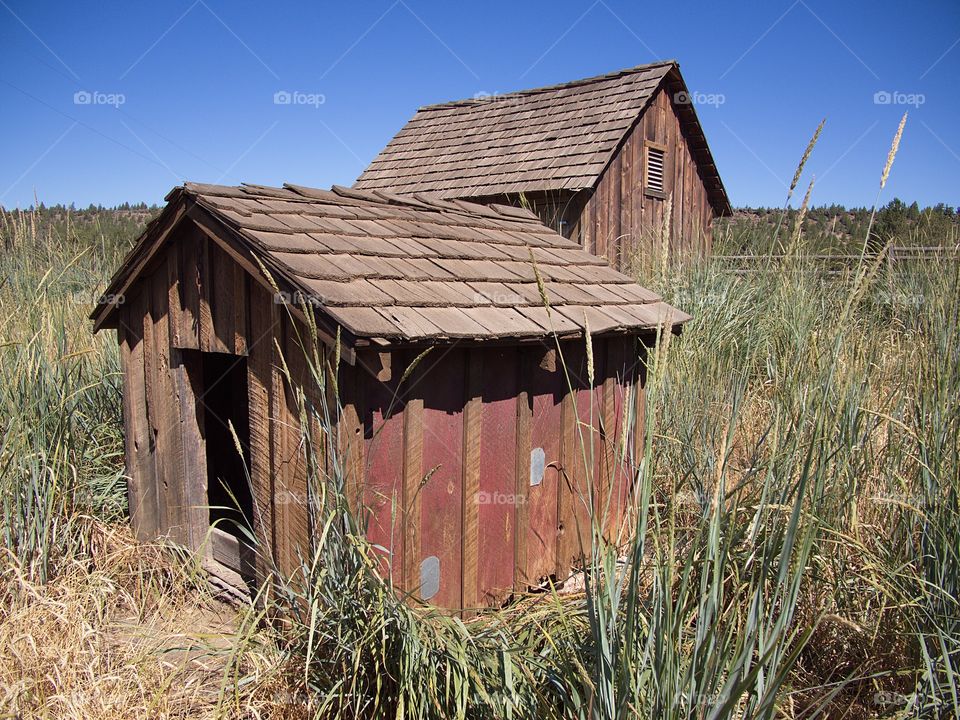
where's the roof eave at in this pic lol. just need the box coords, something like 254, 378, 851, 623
91, 188, 190, 331
660, 66, 732, 217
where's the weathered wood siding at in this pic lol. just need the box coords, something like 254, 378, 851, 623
118, 229, 277, 562
580, 86, 715, 270
118, 221, 651, 610
346, 338, 646, 610
476, 86, 718, 272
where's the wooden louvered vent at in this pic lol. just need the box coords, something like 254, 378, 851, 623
646, 144, 665, 194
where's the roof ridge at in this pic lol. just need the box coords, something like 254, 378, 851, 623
418, 59, 677, 111
182, 181, 538, 224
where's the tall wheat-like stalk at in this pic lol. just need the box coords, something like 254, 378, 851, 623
861, 112, 908, 258
773, 118, 826, 250
786, 175, 816, 260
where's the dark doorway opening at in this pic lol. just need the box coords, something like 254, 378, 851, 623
196, 352, 253, 574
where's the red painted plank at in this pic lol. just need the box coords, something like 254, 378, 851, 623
557, 341, 596, 576
476, 347, 518, 605
417, 350, 465, 607
617, 338, 645, 543
362, 357, 406, 587
604, 338, 632, 544
589, 339, 608, 528
525, 346, 563, 584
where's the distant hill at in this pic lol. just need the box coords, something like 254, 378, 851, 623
0, 203, 159, 254
717, 200, 960, 254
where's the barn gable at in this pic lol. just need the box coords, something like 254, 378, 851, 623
580, 81, 721, 265
353, 60, 730, 218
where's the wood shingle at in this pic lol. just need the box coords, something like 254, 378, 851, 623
93, 182, 690, 343
354, 60, 731, 219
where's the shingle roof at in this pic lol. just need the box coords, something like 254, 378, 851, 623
354, 61, 730, 215
94, 182, 690, 343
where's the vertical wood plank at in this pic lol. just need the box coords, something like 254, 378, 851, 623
210, 242, 236, 354
177, 227, 202, 349
276, 317, 310, 575
623, 339, 648, 543
525, 346, 562, 585
147, 262, 188, 545
166, 243, 184, 348
234, 265, 249, 355
620, 130, 634, 271
461, 349, 483, 612
477, 347, 519, 606
581, 192, 594, 254
198, 235, 215, 353
513, 351, 532, 591
588, 338, 609, 527
605, 337, 631, 543
172, 348, 207, 551
402, 363, 425, 594
271, 316, 295, 575
140, 276, 165, 533
119, 287, 159, 540
247, 280, 278, 582
557, 342, 591, 579
633, 120, 646, 268
417, 350, 465, 608
362, 351, 406, 587
595, 168, 608, 260
634, 343, 648, 459
666, 92, 680, 255
338, 360, 365, 516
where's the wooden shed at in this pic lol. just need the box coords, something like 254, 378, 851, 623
355, 60, 731, 271
92, 182, 689, 610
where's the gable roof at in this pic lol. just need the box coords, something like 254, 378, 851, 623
354, 60, 731, 216
93, 182, 689, 344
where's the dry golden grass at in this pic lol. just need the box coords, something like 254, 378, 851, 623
2, 151, 957, 716
0, 522, 301, 719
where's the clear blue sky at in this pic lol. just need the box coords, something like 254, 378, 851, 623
2, 0, 958, 209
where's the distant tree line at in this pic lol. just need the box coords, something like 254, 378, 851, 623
2, 198, 956, 257
717, 199, 960, 254
0, 202, 160, 253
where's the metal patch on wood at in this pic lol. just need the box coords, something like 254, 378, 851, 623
420, 555, 440, 600
529, 447, 546, 487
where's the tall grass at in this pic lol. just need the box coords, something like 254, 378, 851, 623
653, 252, 960, 717
242, 236, 958, 718
0, 209, 270, 719
0, 197, 957, 718
0, 208, 127, 582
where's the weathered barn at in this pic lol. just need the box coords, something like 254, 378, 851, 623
355, 60, 731, 271
92, 182, 689, 610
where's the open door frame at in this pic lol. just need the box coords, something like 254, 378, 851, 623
175, 348, 256, 579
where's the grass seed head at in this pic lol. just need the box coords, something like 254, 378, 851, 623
789, 118, 826, 199
880, 112, 907, 190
